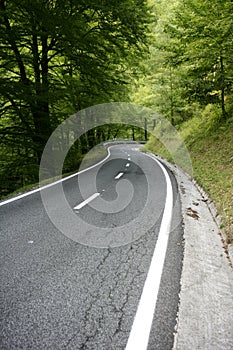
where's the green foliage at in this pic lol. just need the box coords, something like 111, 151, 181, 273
0, 0, 151, 197
132, 0, 195, 123
146, 106, 233, 244
165, 0, 233, 116
135, 0, 233, 244
132, 0, 233, 124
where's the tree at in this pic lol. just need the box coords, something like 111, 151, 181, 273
133, 0, 233, 124
0, 0, 151, 196
131, 0, 190, 125
165, 0, 233, 118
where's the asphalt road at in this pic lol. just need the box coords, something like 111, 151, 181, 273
0, 145, 183, 350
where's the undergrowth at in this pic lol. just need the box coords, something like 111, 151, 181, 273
1, 144, 108, 201
146, 104, 233, 245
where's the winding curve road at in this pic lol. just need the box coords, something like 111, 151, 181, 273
0, 145, 183, 350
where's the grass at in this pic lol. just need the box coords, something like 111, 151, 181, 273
145, 107, 233, 245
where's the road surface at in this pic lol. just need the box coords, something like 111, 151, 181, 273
0, 145, 183, 350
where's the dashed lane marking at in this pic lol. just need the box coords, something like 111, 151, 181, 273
73, 193, 100, 210
115, 172, 124, 180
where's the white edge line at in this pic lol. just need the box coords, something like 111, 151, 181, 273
74, 192, 100, 210
125, 153, 173, 350
115, 172, 124, 180
0, 147, 112, 207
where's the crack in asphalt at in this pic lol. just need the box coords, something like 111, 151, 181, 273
67, 227, 158, 350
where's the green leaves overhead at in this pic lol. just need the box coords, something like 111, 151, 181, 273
166, 0, 233, 114
133, 0, 233, 123
0, 0, 151, 196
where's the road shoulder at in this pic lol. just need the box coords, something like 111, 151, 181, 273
154, 156, 233, 350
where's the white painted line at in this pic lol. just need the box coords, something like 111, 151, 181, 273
115, 172, 124, 180
0, 148, 112, 207
126, 163, 130, 167
128, 157, 131, 161
125, 154, 173, 350
73, 192, 100, 210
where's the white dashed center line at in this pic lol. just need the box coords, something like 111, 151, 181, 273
73, 192, 100, 210
115, 172, 124, 180
126, 163, 130, 168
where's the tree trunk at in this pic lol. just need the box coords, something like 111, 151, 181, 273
144, 118, 147, 141
132, 126, 135, 141
220, 55, 226, 120
170, 67, 175, 125
32, 31, 52, 163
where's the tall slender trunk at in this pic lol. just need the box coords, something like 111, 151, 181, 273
132, 126, 135, 141
220, 55, 226, 120
0, 0, 28, 83
1, 0, 38, 164
170, 67, 174, 125
144, 118, 147, 141
32, 30, 52, 163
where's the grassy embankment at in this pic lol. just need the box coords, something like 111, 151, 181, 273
145, 106, 233, 245
0, 144, 108, 201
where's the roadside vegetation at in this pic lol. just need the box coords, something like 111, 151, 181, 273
132, 0, 233, 246
1, 0, 232, 247
145, 105, 233, 245
0, 143, 108, 201
0, 0, 152, 198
